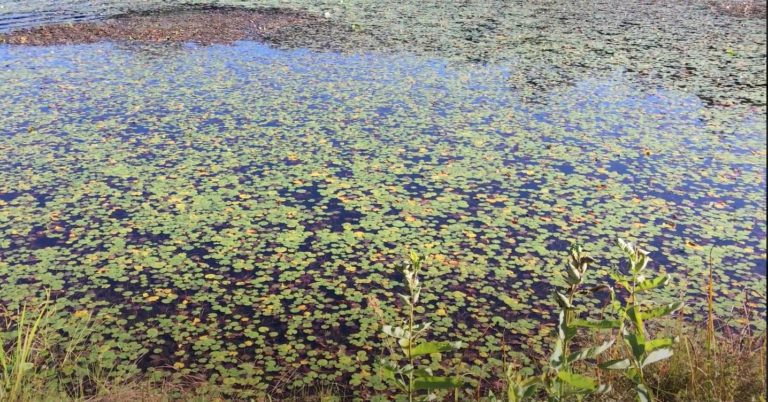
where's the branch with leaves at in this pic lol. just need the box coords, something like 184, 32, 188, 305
377, 251, 463, 402
600, 239, 682, 402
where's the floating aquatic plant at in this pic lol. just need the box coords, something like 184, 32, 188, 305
0, 1, 764, 395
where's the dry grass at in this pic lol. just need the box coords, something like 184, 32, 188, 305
587, 321, 766, 402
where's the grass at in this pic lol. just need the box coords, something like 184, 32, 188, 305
0, 292, 51, 401
0, 293, 144, 402
1, 323, 762, 401
584, 309, 765, 402
648, 321, 765, 401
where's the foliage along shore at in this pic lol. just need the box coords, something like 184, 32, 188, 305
1, 239, 765, 401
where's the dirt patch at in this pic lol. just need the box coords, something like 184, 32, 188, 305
0, 7, 338, 46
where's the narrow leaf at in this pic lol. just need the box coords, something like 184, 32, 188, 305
642, 347, 673, 367
636, 383, 652, 402
627, 306, 645, 333
549, 338, 564, 368
596, 384, 612, 394
599, 358, 631, 370
624, 332, 646, 360
508, 375, 541, 402
567, 338, 614, 363
640, 302, 683, 320
644, 337, 676, 353
554, 292, 573, 309
636, 274, 670, 292
565, 261, 582, 285
557, 310, 577, 341
571, 318, 622, 329
610, 271, 631, 291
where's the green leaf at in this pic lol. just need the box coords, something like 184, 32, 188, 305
565, 261, 582, 285
644, 337, 676, 353
610, 271, 631, 290
549, 338, 564, 368
554, 292, 573, 310
624, 332, 645, 360
632, 253, 650, 273
567, 338, 614, 363
635, 274, 671, 292
571, 318, 622, 329
642, 347, 673, 367
382, 325, 408, 339
616, 238, 633, 254
413, 376, 462, 390
626, 368, 643, 384
639, 302, 683, 320
636, 383, 653, 402
556, 310, 576, 341
406, 341, 462, 357
596, 384, 612, 394
626, 306, 645, 334
556, 371, 597, 391
599, 358, 631, 370
377, 360, 397, 381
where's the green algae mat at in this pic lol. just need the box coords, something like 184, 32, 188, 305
0, 0, 765, 397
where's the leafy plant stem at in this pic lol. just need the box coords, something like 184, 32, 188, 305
408, 279, 415, 402
706, 247, 716, 354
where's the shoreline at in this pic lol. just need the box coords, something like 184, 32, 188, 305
0, 6, 347, 46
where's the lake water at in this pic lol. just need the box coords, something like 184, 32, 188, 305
0, 1, 765, 395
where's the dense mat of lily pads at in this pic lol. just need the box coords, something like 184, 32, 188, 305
1, 1, 766, 109
0, 0, 766, 396
1, 42, 765, 392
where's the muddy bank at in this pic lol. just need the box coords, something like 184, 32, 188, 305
0, 6, 356, 46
